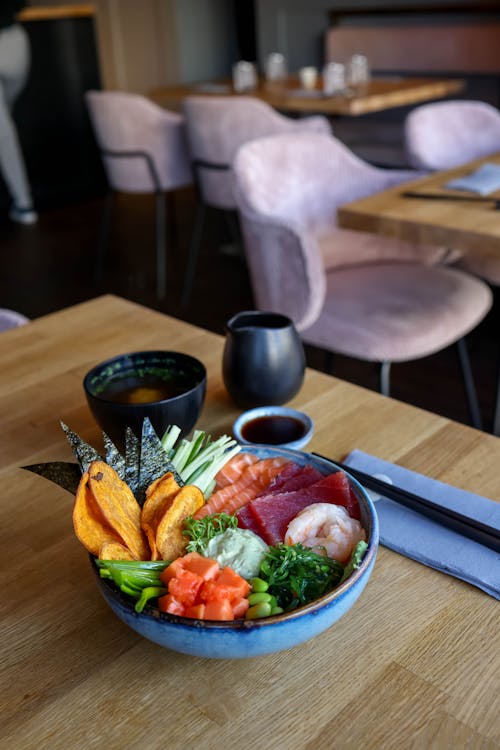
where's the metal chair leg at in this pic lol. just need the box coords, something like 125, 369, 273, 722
456, 337, 482, 430
493, 363, 500, 436
166, 191, 178, 253
181, 201, 206, 309
325, 351, 335, 374
94, 190, 114, 282
224, 210, 241, 245
155, 190, 167, 299
379, 361, 391, 396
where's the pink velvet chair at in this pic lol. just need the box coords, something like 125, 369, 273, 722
181, 95, 331, 306
405, 100, 500, 172
405, 100, 500, 286
0, 308, 29, 332
233, 132, 493, 428
85, 91, 193, 298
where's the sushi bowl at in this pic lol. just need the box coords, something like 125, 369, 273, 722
92, 446, 379, 659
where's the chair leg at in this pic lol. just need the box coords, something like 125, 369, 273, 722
181, 201, 206, 309
379, 361, 391, 397
493, 363, 500, 436
166, 191, 178, 253
224, 210, 241, 245
94, 189, 114, 282
155, 190, 167, 299
456, 337, 482, 430
325, 351, 335, 374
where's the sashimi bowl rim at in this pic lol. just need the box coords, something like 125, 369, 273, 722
91, 445, 379, 631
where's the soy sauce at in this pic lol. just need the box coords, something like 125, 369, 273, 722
241, 415, 306, 445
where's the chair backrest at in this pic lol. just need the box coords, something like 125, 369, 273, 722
183, 95, 331, 210
85, 90, 192, 193
0, 308, 29, 333
233, 131, 448, 330
234, 130, 411, 234
405, 100, 500, 171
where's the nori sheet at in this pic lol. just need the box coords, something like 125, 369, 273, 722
124, 427, 141, 496
103, 432, 126, 478
21, 461, 82, 495
60, 421, 102, 473
24, 419, 184, 504
135, 418, 182, 503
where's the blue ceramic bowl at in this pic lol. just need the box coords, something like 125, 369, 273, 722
92, 446, 379, 659
232, 406, 314, 451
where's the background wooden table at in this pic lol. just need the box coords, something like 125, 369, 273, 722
1, 295, 499, 749
150, 76, 464, 116
338, 153, 500, 259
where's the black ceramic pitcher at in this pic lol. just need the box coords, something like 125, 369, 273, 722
222, 311, 305, 409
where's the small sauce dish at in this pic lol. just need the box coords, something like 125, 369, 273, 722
232, 406, 314, 451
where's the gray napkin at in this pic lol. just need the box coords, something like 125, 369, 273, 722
445, 162, 500, 196
344, 449, 500, 599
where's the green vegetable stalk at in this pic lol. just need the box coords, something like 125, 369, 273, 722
161, 428, 241, 497
96, 560, 169, 613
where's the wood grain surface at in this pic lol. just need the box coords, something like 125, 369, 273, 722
17, 4, 96, 21
1, 295, 499, 750
149, 76, 464, 117
338, 154, 500, 259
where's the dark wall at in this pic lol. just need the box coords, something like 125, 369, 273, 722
233, 0, 257, 61
4, 15, 105, 212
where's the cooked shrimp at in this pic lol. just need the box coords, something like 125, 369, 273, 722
284, 502, 365, 563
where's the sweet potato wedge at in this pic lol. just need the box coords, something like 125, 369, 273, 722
73, 471, 124, 556
98, 541, 135, 560
87, 461, 149, 560
141, 472, 181, 560
155, 484, 204, 561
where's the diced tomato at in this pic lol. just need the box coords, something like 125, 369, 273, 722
231, 597, 250, 619
158, 593, 184, 616
204, 599, 234, 621
168, 568, 203, 607
216, 567, 251, 599
182, 552, 220, 581
184, 603, 206, 619
159, 557, 185, 584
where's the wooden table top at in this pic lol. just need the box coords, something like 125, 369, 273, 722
2, 295, 499, 749
338, 153, 500, 258
149, 75, 464, 117
17, 4, 96, 21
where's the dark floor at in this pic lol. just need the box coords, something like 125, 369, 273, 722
1, 186, 498, 433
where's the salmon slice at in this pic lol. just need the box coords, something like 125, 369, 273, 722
214, 452, 260, 490
194, 457, 289, 519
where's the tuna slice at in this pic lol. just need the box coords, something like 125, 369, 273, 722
256, 463, 324, 496
244, 470, 361, 546
237, 463, 323, 536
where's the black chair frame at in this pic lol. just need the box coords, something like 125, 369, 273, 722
181, 158, 241, 309
96, 148, 170, 299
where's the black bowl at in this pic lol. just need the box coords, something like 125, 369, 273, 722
83, 350, 206, 447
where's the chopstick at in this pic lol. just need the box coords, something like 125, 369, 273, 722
401, 190, 500, 209
312, 453, 500, 553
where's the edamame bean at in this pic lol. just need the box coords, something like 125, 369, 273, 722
249, 577, 269, 593
270, 606, 284, 616
248, 591, 272, 606
245, 601, 272, 620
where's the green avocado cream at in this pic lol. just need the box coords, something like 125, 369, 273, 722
203, 528, 269, 579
